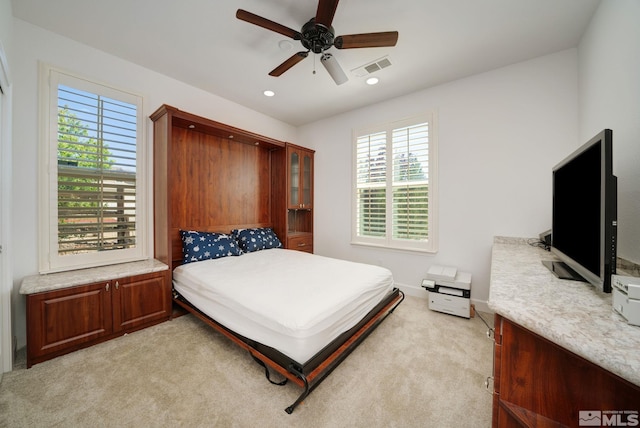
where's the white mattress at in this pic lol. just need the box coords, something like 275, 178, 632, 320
172, 248, 394, 364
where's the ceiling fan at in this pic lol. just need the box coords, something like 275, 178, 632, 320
236, 0, 399, 85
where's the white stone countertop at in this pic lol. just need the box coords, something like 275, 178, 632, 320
488, 237, 640, 388
20, 259, 168, 295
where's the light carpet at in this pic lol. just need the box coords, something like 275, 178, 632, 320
0, 295, 493, 427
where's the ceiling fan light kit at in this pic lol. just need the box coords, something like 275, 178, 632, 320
321, 53, 348, 85
236, 0, 398, 86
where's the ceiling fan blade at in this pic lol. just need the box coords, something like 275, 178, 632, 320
269, 51, 309, 77
315, 0, 340, 28
236, 9, 301, 40
334, 31, 399, 49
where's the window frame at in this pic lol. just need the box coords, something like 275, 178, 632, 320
38, 64, 148, 273
351, 112, 438, 253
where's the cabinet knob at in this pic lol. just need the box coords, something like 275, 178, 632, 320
115, 281, 119, 290
105, 283, 110, 292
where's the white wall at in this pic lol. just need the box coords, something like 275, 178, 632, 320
578, 0, 640, 267
0, 0, 14, 373
300, 50, 580, 309
9, 18, 298, 350
0, 0, 10, 49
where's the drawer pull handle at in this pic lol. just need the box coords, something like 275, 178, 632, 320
298, 243, 306, 247
105, 283, 110, 292
115, 281, 119, 290
484, 376, 494, 394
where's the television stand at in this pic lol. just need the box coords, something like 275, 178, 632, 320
542, 260, 585, 282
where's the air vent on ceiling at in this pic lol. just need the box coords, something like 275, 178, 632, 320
351, 56, 392, 77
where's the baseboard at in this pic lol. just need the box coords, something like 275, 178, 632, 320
396, 282, 427, 298
470, 299, 491, 314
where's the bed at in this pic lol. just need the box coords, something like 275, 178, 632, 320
172, 233, 403, 413
151, 105, 404, 413
173, 246, 397, 365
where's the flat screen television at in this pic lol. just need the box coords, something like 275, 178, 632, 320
543, 129, 617, 293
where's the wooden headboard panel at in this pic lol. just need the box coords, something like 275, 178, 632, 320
151, 105, 286, 272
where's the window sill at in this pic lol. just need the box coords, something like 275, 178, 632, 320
350, 240, 437, 254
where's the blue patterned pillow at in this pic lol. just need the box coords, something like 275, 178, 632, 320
180, 230, 242, 264
232, 228, 282, 253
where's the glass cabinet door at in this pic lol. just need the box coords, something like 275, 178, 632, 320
289, 151, 299, 206
302, 153, 312, 208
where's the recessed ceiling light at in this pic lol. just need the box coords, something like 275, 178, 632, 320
263, 90, 275, 97
366, 77, 379, 85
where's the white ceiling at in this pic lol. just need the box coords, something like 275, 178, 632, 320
11, 0, 601, 126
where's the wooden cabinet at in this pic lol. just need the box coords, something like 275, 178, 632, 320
151, 106, 313, 259
150, 104, 287, 270
288, 145, 313, 209
492, 314, 640, 427
272, 143, 314, 253
26, 270, 169, 368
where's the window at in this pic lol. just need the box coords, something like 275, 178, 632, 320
352, 113, 438, 252
39, 65, 147, 272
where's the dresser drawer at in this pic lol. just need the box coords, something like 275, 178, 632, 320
288, 235, 313, 253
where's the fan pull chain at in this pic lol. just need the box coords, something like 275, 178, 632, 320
312, 54, 317, 75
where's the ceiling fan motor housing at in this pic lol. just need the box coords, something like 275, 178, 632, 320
301, 19, 335, 53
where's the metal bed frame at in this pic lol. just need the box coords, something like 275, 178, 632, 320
172, 287, 404, 413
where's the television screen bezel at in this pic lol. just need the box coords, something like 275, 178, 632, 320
548, 128, 617, 293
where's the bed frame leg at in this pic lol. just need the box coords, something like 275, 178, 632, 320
285, 365, 309, 414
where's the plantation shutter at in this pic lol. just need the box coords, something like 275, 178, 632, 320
56, 85, 137, 255
391, 122, 429, 240
353, 114, 436, 252
356, 131, 387, 238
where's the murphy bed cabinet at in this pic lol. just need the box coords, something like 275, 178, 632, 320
150, 105, 314, 259
23, 261, 170, 368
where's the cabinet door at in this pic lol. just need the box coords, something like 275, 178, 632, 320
301, 150, 313, 208
495, 316, 640, 427
288, 147, 314, 209
27, 281, 113, 366
288, 149, 300, 208
492, 315, 502, 427
112, 271, 170, 331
